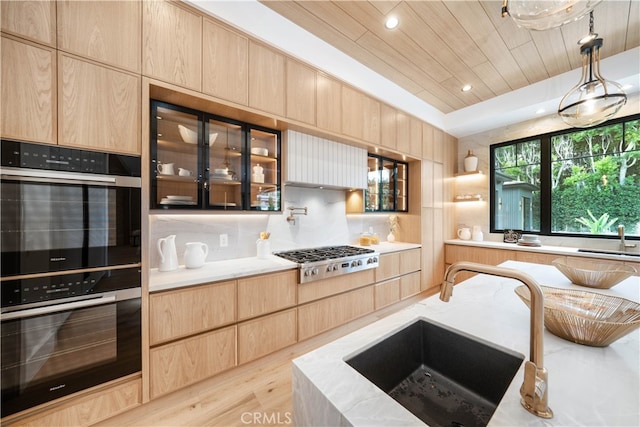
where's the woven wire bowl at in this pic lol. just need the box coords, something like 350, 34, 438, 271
552, 258, 637, 289
515, 285, 640, 347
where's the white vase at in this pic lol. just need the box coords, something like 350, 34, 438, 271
387, 232, 395, 242
464, 150, 478, 172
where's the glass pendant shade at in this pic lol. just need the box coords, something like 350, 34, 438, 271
505, 0, 602, 31
558, 38, 627, 128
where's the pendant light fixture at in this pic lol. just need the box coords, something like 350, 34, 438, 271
557, 12, 627, 128
501, 0, 602, 31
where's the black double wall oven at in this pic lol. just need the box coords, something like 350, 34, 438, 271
0, 140, 142, 418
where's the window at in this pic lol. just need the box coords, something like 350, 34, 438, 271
490, 114, 640, 238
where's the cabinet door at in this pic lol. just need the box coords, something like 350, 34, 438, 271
375, 252, 401, 282
58, 53, 140, 154
1, 36, 56, 144
149, 280, 236, 345
143, 0, 201, 91
286, 59, 316, 125
149, 325, 236, 399
316, 73, 341, 133
206, 117, 244, 210
1, 0, 56, 46
151, 102, 202, 209
374, 278, 400, 309
57, 0, 141, 72
238, 309, 297, 364
400, 271, 422, 299
399, 248, 421, 274
380, 103, 396, 150
249, 42, 285, 116
237, 270, 296, 321
202, 19, 248, 105
298, 286, 374, 340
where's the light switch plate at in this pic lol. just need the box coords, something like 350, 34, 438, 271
220, 234, 228, 247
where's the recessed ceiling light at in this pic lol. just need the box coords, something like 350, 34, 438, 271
385, 16, 398, 29
461, 84, 472, 92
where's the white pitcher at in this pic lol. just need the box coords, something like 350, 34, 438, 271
457, 227, 471, 240
472, 225, 484, 242
184, 242, 208, 269
157, 235, 178, 272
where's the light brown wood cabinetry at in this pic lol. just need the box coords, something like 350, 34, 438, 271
237, 270, 297, 321
149, 280, 236, 345
202, 19, 248, 105
149, 326, 236, 399
143, 0, 202, 91
58, 53, 141, 154
400, 271, 422, 299
400, 248, 422, 273
57, 0, 141, 73
515, 251, 563, 265
1, 0, 56, 46
249, 41, 285, 116
396, 111, 410, 155
286, 59, 316, 125
341, 85, 380, 145
374, 278, 400, 309
298, 269, 375, 304
238, 309, 297, 364
375, 252, 401, 282
316, 73, 341, 133
445, 244, 514, 282
409, 116, 423, 158
1, 35, 56, 144
298, 286, 374, 341
380, 103, 397, 150
5, 376, 141, 427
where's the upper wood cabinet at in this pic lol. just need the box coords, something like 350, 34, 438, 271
286, 59, 316, 125
341, 85, 380, 145
58, 53, 141, 155
202, 19, 248, 105
143, 0, 202, 91
57, 0, 141, 73
380, 103, 397, 150
1, 35, 56, 144
1, 0, 56, 46
249, 41, 285, 116
316, 73, 341, 134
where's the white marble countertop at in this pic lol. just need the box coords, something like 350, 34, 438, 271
445, 239, 640, 264
149, 241, 421, 292
292, 260, 640, 426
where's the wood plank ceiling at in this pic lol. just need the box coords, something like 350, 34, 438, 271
260, 1, 640, 114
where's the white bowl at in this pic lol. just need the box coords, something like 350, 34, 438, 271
251, 147, 268, 156
178, 125, 217, 146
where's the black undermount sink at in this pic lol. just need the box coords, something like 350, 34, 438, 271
346, 319, 524, 427
577, 248, 640, 257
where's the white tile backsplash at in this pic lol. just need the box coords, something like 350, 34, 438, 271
149, 186, 392, 268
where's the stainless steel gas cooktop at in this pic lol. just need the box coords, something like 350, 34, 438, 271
274, 245, 379, 283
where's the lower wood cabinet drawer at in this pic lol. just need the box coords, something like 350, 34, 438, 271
375, 252, 400, 282
149, 325, 236, 399
238, 270, 297, 321
400, 248, 421, 273
237, 309, 297, 364
400, 271, 421, 299
149, 280, 236, 345
374, 279, 400, 309
298, 286, 374, 341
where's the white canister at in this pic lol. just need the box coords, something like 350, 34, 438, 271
472, 226, 484, 241
256, 239, 271, 259
464, 150, 478, 172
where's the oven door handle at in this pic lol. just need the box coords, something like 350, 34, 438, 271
0, 167, 141, 187
1, 294, 117, 321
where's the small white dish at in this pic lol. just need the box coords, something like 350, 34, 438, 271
166, 195, 193, 201
251, 147, 268, 156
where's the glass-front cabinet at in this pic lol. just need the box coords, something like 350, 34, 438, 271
151, 101, 280, 211
366, 154, 408, 212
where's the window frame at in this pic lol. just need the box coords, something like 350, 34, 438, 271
490, 113, 640, 240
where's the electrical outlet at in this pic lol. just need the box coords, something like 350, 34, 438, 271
219, 234, 228, 247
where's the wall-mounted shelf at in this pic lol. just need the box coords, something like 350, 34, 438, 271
455, 170, 483, 177
454, 195, 483, 202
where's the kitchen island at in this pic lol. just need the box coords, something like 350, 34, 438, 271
292, 260, 640, 426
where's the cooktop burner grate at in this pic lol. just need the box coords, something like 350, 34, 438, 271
274, 245, 375, 263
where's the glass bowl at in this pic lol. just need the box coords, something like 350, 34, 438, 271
552, 258, 636, 289
515, 285, 640, 347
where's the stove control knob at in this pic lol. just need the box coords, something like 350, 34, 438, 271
333, 264, 339, 271
357, 259, 363, 266
367, 257, 375, 264
312, 267, 319, 275
304, 269, 312, 277
350, 260, 358, 267
326, 265, 334, 273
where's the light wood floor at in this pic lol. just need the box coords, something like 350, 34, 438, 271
94, 291, 435, 427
